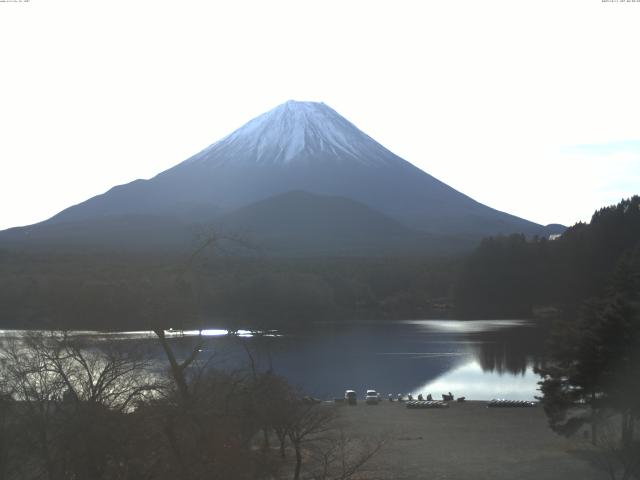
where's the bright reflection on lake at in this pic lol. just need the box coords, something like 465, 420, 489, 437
401, 319, 534, 333
410, 361, 541, 401
0, 320, 548, 401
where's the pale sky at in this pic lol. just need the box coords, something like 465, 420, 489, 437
1, 0, 639, 230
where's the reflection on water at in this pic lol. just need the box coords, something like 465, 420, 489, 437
410, 361, 541, 401
0, 320, 548, 401
401, 319, 532, 333
400, 319, 545, 375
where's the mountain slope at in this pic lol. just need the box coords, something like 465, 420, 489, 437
0, 100, 560, 253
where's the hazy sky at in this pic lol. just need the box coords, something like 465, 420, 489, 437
1, 0, 639, 230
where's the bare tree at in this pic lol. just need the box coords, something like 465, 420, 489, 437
152, 328, 203, 404
150, 230, 238, 403
0, 331, 161, 480
41, 333, 161, 410
307, 430, 385, 480
144, 232, 381, 480
286, 403, 338, 480
1, 334, 66, 480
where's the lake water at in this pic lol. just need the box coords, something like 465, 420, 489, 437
0, 319, 548, 401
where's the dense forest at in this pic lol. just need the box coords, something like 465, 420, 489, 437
0, 250, 458, 330
455, 196, 640, 319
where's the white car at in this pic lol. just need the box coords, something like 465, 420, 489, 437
365, 389, 380, 404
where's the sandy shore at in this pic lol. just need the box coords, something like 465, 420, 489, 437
333, 400, 603, 480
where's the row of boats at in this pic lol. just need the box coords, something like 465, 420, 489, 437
404, 399, 538, 409
487, 399, 537, 408
405, 401, 449, 409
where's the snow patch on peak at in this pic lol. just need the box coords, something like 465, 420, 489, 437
185, 100, 403, 168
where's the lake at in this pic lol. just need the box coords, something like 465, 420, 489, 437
0, 319, 548, 401
224, 319, 548, 401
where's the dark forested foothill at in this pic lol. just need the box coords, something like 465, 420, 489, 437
455, 196, 640, 320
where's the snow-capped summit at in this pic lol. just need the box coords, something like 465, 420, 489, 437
184, 100, 399, 167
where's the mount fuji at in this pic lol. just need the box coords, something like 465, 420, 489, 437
0, 100, 562, 254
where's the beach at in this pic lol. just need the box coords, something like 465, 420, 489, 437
334, 400, 602, 480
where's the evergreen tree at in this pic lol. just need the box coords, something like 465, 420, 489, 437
536, 249, 640, 446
